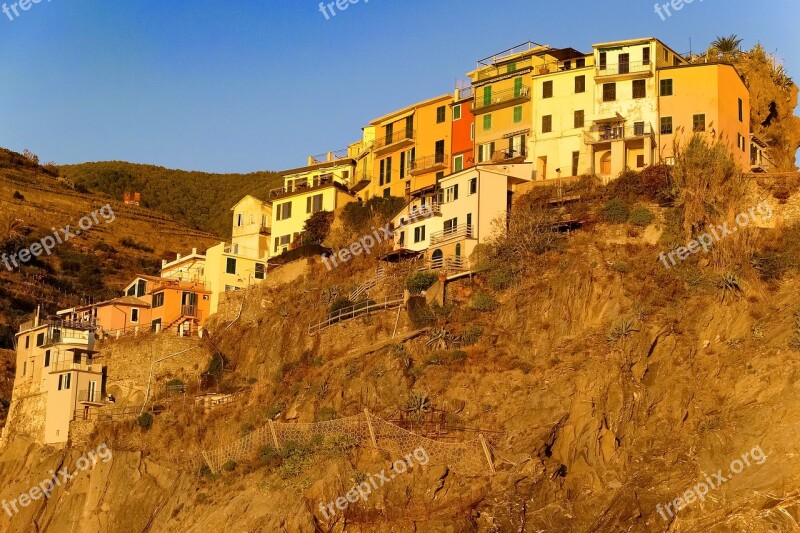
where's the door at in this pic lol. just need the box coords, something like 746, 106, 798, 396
601, 153, 612, 175
88, 380, 97, 403
435, 140, 445, 164
431, 249, 443, 269
619, 53, 630, 74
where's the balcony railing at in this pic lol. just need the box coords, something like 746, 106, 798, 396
429, 224, 474, 246
490, 147, 527, 163
477, 41, 541, 68
596, 60, 652, 78
584, 123, 653, 143
426, 255, 470, 272
49, 360, 98, 373
269, 176, 336, 198
409, 153, 448, 175
181, 305, 197, 317
455, 86, 474, 100
472, 85, 531, 112
78, 389, 103, 404
309, 148, 349, 165
373, 129, 415, 152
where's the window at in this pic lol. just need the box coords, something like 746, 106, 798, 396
665, 156, 675, 165
673, 57, 680, 66
574, 110, 584, 128
483, 114, 492, 131
507, 62, 516, 73
738, 133, 746, 152
572, 151, 579, 177
152, 292, 164, 308
444, 218, 458, 233
36, 333, 44, 347
65, 373, 71, 390
482, 85, 492, 106
58, 374, 62, 390
563, 60, 571, 70
126, 285, 136, 297
383, 188, 390, 198
385, 157, 392, 184
599, 51, 607, 70
452, 104, 462, 121
738, 98, 743, 122
513, 106, 523, 123
632, 79, 646, 99
660, 79, 673, 96
542, 80, 553, 98
413, 226, 426, 243
236, 213, 243, 227
478, 142, 495, 163
576, 58, 585, 68
634, 121, 645, 136
453, 155, 464, 172
660, 116, 673, 134
541, 115, 552, 133
379, 159, 385, 185
664, 49, 669, 61
693, 114, 706, 132
254, 263, 265, 280
276, 202, 292, 221
274, 235, 290, 253
400, 151, 405, 179
131, 308, 139, 323
436, 105, 446, 123
637, 155, 645, 168
22, 361, 26, 377
306, 194, 323, 214
44, 350, 50, 368
436, 171, 444, 181
575, 75, 585, 93
226, 257, 237, 275
602, 83, 616, 102
444, 185, 459, 203
24, 336, 29, 349
469, 177, 477, 195
618, 53, 630, 74
643, 46, 651, 65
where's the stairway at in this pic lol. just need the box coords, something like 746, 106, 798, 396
349, 266, 386, 301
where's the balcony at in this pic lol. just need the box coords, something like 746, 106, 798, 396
595, 60, 653, 80
269, 176, 348, 200
472, 85, 531, 113
78, 389, 104, 405
489, 146, 527, 163
427, 255, 470, 272
455, 86, 473, 101
584, 123, 654, 144
409, 153, 448, 176
429, 224, 474, 246
259, 225, 271, 235
373, 129, 415, 155
309, 148, 349, 165
181, 305, 197, 317
49, 360, 99, 373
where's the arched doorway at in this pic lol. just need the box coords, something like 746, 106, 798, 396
431, 249, 443, 269
600, 152, 612, 175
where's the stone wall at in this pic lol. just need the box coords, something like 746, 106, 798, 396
68, 419, 96, 448
1, 391, 46, 446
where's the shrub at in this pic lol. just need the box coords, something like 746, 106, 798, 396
239, 423, 256, 437
751, 252, 793, 282
329, 297, 353, 315
12, 191, 24, 200
472, 290, 498, 312
628, 207, 654, 227
405, 271, 438, 293
487, 265, 516, 290
603, 198, 630, 223
461, 325, 482, 346
303, 211, 334, 243
611, 262, 631, 273
222, 460, 237, 472
265, 403, 284, 420
120, 237, 154, 253
407, 297, 435, 328
640, 163, 674, 204
136, 412, 153, 429
450, 350, 467, 364
315, 406, 337, 422
259, 445, 282, 467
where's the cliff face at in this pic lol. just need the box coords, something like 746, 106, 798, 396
0, 213, 799, 531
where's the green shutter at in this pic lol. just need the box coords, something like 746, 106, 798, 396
513, 106, 522, 123
514, 77, 523, 97
483, 114, 492, 131
483, 86, 492, 106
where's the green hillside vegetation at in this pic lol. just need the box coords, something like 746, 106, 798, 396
59, 162, 285, 236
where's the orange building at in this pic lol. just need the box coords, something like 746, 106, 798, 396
451, 86, 476, 172
61, 296, 151, 338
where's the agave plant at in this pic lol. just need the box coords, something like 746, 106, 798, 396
718, 272, 742, 295
426, 327, 451, 350
405, 392, 432, 417
771, 64, 795, 92
606, 319, 639, 343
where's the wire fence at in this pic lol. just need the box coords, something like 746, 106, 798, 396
201, 410, 495, 477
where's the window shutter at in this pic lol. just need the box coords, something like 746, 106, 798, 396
307, 197, 312, 214
454, 184, 459, 200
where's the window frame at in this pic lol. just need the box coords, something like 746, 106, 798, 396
602, 83, 616, 102
660, 78, 673, 96
660, 116, 673, 134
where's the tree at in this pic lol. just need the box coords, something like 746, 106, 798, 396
302, 210, 334, 244
21, 149, 39, 166
710, 35, 743, 58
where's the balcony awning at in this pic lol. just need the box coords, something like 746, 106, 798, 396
379, 249, 423, 263
591, 112, 625, 123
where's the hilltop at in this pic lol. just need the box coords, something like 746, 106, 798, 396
59, 161, 285, 236
0, 148, 220, 347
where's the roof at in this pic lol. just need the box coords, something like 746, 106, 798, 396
279, 158, 356, 178
231, 194, 269, 209
72, 296, 151, 312
368, 94, 453, 126
592, 37, 685, 62
657, 61, 746, 82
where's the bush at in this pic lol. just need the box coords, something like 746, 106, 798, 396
265, 403, 284, 420
340, 196, 406, 233
329, 297, 354, 315
222, 460, 237, 472
461, 325, 482, 346
259, 445, 282, 467
603, 198, 630, 223
487, 265, 517, 290
472, 290, 498, 311
405, 271, 438, 293
640, 164, 673, 204
407, 296, 435, 328
628, 207, 654, 227
12, 191, 24, 200
315, 406, 337, 422
120, 237, 154, 253
136, 412, 153, 429
303, 211, 334, 243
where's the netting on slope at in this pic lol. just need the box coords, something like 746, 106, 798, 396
201, 411, 493, 477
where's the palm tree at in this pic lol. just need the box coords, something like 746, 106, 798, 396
710, 35, 743, 57
771, 64, 795, 92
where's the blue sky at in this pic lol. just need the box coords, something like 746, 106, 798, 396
0, 0, 797, 173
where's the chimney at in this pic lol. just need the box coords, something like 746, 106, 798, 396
192, 248, 197, 255
307, 156, 315, 166
327, 151, 333, 162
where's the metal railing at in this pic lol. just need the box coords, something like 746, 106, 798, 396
409, 153, 448, 174
308, 293, 405, 335
476, 41, 542, 68
490, 147, 527, 163
455, 86, 474, 100
596, 60, 652, 77
373, 129, 415, 151
472, 86, 530, 111
584, 123, 653, 143
49, 360, 98, 373
310, 148, 349, 164
78, 389, 103, 404
269, 175, 334, 198
181, 305, 198, 317
424, 255, 470, 272
429, 224, 474, 246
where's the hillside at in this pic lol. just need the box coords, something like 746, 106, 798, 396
59, 161, 285, 237
1, 146, 799, 531
0, 148, 219, 347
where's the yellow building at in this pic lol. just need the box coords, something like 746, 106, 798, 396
657, 62, 751, 169
5, 308, 103, 445
468, 42, 584, 168
368, 94, 453, 198
269, 155, 357, 256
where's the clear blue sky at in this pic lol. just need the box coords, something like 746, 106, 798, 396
0, 0, 797, 173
